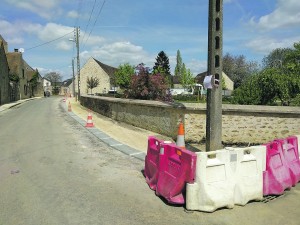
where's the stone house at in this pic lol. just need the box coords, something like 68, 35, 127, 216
0, 35, 10, 105
59, 78, 73, 96
26, 67, 43, 97
195, 71, 234, 96
74, 57, 118, 95
6, 49, 30, 100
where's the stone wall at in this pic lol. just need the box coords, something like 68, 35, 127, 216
80, 95, 300, 144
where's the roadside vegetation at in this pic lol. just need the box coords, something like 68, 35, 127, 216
99, 41, 300, 106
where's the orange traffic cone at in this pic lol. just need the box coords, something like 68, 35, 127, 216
68, 101, 72, 112
85, 111, 94, 127
176, 121, 185, 148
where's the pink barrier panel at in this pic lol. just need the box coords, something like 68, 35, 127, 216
276, 136, 300, 186
144, 136, 163, 190
155, 143, 197, 204
263, 141, 293, 195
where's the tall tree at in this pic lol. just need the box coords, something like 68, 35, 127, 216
174, 50, 183, 77
223, 53, 259, 89
153, 51, 171, 77
262, 47, 293, 69
44, 72, 62, 95
86, 76, 99, 94
115, 63, 134, 89
179, 63, 195, 89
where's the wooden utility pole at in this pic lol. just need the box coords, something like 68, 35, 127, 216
206, 0, 223, 152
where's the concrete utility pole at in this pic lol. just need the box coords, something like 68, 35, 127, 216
75, 27, 81, 101
72, 58, 76, 99
206, 0, 223, 152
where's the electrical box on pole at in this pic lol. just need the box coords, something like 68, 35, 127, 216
205, 0, 223, 152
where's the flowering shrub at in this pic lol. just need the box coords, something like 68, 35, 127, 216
127, 67, 172, 102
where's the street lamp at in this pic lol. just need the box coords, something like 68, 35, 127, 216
69, 27, 81, 101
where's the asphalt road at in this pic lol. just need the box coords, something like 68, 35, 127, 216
0, 97, 300, 225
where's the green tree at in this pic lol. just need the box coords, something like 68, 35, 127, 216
223, 53, 259, 89
180, 63, 194, 89
153, 51, 171, 85
29, 71, 39, 97
262, 47, 293, 69
44, 72, 62, 95
86, 76, 99, 94
128, 65, 172, 101
174, 50, 183, 77
115, 63, 135, 89
9, 73, 20, 83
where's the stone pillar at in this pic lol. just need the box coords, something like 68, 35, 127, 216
206, 0, 223, 151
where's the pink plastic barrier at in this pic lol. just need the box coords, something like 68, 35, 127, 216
276, 136, 300, 186
263, 141, 293, 195
144, 136, 163, 190
155, 143, 197, 204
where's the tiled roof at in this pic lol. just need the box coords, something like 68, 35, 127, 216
62, 78, 73, 87
93, 58, 117, 78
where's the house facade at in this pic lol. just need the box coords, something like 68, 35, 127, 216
74, 57, 117, 95
42, 78, 52, 95
6, 49, 30, 100
195, 71, 234, 96
59, 78, 73, 96
0, 36, 10, 105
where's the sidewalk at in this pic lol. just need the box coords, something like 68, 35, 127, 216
64, 97, 174, 159
0, 97, 40, 112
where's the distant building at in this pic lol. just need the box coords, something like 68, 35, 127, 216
195, 71, 234, 96
42, 77, 52, 95
60, 78, 73, 96
74, 57, 118, 95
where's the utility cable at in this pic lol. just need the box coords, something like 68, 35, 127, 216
26, 31, 74, 51
83, 0, 106, 48
82, 0, 97, 43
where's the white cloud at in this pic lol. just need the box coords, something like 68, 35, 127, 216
5, 0, 62, 19
80, 41, 155, 68
67, 10, 79, 19
245, 35, 300, 54
250, 0, 300, 30
186, 59, 207, 75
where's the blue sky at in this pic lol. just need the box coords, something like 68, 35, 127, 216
1, 0, 300, 81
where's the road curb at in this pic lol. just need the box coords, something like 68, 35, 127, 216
61, 101, 146, 162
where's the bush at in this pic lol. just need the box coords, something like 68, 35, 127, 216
127, 67, 172, 102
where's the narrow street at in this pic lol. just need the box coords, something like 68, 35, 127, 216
0, 97, 300, 225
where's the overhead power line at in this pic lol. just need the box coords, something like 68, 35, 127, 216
82, 0, 97, 43
26, 31, 74, 51
83, 0, 106, 48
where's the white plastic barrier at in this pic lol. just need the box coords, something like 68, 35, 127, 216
186, 150, 235, 212
295, 135, 300, 159
226, 145, 266, 205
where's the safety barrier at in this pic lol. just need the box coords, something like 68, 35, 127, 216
155, 143, 197, 204
263, 141, 293, 195
226, 146, 266, 205
295, 135, 300, 158
186, 150, 235, 212
276, 136, 300, 186
144, 136, 163, 190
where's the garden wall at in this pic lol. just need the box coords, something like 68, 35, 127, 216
81, 95, 300, 144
